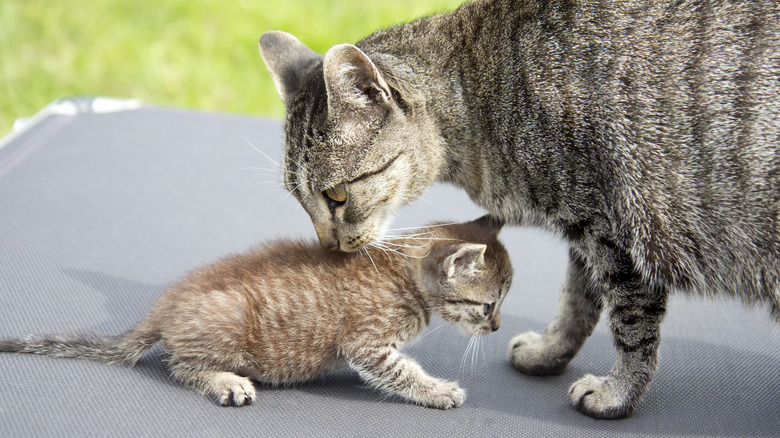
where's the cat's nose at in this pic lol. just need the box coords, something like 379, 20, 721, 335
490, 315, 500, 332
320, 237, 339, 251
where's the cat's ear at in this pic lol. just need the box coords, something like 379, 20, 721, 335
444, 243, 487, 280
472, 214, 504, 235
259, 31, 323, 106
323, 44, 392, 113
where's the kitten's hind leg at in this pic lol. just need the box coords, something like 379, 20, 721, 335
347, 345, 465, 409
168, 361, 256, 407
510, 252, 603, 375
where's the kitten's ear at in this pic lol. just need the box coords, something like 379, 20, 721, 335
323, 44, 392, 113
259, 31, 323, 106
444, 243, 487, 280
472, 214, 504, 235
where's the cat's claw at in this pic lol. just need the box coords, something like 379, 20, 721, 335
509, 331, 571, 376
216, 376, 257, 407
568, 374, 634, 419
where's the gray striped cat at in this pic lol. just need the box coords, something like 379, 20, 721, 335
1, 217, 511, 409
259, 0, 779, 419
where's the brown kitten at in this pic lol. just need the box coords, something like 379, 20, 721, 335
0, 216, 512, 409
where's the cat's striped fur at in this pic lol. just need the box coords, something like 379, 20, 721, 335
259, 0, 779, 419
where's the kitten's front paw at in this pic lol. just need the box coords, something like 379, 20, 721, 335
509, 331, 570, 376
569, 374, 634, 419
418, 380, 466, 410
215, 375, 257, 407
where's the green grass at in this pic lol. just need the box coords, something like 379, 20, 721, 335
0, 0, 465, 137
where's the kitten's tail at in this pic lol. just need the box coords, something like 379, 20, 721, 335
0, 318, 160, 366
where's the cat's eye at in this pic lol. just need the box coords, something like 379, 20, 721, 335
482, 302, 494, 316
323, 183, 348, 203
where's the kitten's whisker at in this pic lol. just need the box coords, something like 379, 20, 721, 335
479, 333, 486, 363
460, 335, 477, 375
424, 306, 447, 312
416, 323, 445, 341
472, 332, 482, 370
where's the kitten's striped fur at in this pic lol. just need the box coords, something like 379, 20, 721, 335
1, 217, 511, 409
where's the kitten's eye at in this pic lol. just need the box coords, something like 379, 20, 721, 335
323, 183, 348, 203
482, 302, 494, 316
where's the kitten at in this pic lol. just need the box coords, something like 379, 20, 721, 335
258, 0, 779, 419
0, 216, 512, 409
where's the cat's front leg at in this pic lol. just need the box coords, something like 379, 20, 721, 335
568, 262, 668, 419
347, 345, 465, 409
510, 252, 603, 375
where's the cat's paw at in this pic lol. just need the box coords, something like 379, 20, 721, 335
213, 374, 257, 407
509, 331, 570, 376
568, 374, 634, 419
417, 380, 466, 410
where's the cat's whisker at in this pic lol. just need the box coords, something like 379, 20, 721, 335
374, 239, 431, 250
385, 222, 461, 232
243, 137, 281, 169
396, 194, 435, 207
246, 181, 285, 190
240, 166, 281, 174
363, 247, 379, 275
369, 243, 409, 258
367, 243, 393, 261
283, 180, 309, 201
417, 197, 435, 207
281, 168, 308, 179
370, 241, 430, 259
374, 236, 435, 250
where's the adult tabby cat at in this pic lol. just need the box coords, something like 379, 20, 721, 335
1, 217, 511, 409
258, 0, 779, 419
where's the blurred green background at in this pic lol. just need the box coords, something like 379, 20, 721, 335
0, 0, 464, 137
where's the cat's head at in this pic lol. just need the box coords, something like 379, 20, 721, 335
420, 216, 513, 336
259, 31, 443, 251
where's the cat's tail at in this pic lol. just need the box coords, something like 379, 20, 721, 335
0, 318, 160, 366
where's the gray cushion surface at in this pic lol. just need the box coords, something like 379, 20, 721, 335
1, 100, 777, 436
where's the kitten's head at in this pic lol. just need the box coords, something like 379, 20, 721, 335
259, 31, 443, 251
420, 216, 513, 336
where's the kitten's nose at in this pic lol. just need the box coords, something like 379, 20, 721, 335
490, 316, 500, 332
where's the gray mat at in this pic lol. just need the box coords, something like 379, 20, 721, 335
1, 98, 778, 437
